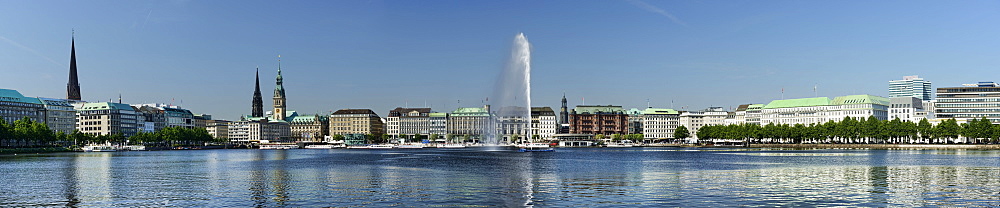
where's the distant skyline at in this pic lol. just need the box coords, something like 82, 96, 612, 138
3, 0, 1000, 120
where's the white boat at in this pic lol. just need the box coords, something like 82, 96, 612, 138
436, 143, 467, 148
518, 143, 554, 152
82, 145, 117, 152
605, 143, 634, 147
346, 145, 370, 149
367, 144, 395, 149
397, 144, 424, 149
260, 144, 298, 150
304, 144, 338, 149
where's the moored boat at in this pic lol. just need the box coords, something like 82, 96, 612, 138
518, 143, 554, 152
304, 144, 338, 149
436, 143, 467, 148
397, 144, 424, 149
260, 144, 298, 150
82, 145, 117, 152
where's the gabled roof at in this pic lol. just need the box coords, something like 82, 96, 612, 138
763, 97, 831, 109
832, 94, 889, 106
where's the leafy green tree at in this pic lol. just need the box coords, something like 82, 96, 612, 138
674, 125, 690, 142
935, 119, 961, 143
917, 118, 933, 143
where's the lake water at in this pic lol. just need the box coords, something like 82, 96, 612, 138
3, 147, 1000, 207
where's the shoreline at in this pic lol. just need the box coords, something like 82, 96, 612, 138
0, 147, 74, 155
747, 144, 1000, 149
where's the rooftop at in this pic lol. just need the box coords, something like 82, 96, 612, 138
763, 97, 831, 109
642, 108, 679, 115
78, 102, 134, 111
0, 89, 42, 105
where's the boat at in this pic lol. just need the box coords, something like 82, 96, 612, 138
259, 144, 298, 150
397, 144, 424, 149
82, 145, 117, 152
346, 145, 370, 149
605, 143, 634, 147
304, 144, 338, 149
518, 143, 554, 152
436, 143, 467, 148
367, 144, 395, 149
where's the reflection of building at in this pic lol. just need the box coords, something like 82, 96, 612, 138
38, 98, 77, 134
328, 109, 384, 136
936, 82, 1000, 124
76, 102, 141, 137
0, 89, 45, 124
531, 107, 556, 141
447, 106, 490, 141
642, 108, 679, 140
889, 75, 932, 101
569, 105, 628, 135
387, 107, 431, 138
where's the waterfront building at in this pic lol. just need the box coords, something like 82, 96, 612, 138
703, 107, 729, 127
67, 33, 81, 101
0, 89, 45, 124
76, 102, 141, 137
679, 111, 704, 142
429, 112, 448, 140
531, 107, 557, 141
641, 108, 680, 141
935, 81, 1000, 124
889, 97, 930, 123
288, 113, 329, 142
206, 119, 229, 140
193, 114, 211, 128
228, 118, 291, 145
760, 95, 889, 125
496, 106, 531, 143
132, 103, 195, 130
626, 108, 644, 135
387, 107, 432, 139
446, 106, 490, 142
328, 109, 384, 136
37, 97, 77, 134
726, 105, 750, 125
744, 104, 764, 125
569, 105, 628, 135
889, 75, 932, 101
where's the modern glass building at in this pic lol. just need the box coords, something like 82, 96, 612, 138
889, 75, 932, 101
935, 82, 1000, 124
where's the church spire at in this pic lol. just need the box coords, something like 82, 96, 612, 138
251, 67, 263, 117
67, 30, 81, 100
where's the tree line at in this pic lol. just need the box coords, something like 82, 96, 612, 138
692, 116, 999, 144
0, 116, 217, 148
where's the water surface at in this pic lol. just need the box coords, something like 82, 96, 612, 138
3, 147, 1000, 207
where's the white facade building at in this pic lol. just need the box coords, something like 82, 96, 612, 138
761, 95, 889, 125
531, 107, 557, 141
889, 97, 930, 123
641, 108, 680, 140
76, 102, 141, 137
37, 97, 77, 134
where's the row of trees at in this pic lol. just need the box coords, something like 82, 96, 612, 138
129, 127, 218, 147
692, 116, 1000, 144
0, 116, 217, 148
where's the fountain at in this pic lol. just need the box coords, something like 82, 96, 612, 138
484, 33, 532, 145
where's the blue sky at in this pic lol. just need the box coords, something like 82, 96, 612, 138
2, 0, 999, 120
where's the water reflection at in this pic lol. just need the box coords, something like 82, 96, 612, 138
3, 148, 1000, 207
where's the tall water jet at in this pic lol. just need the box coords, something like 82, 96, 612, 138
485, 33, 532, 145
